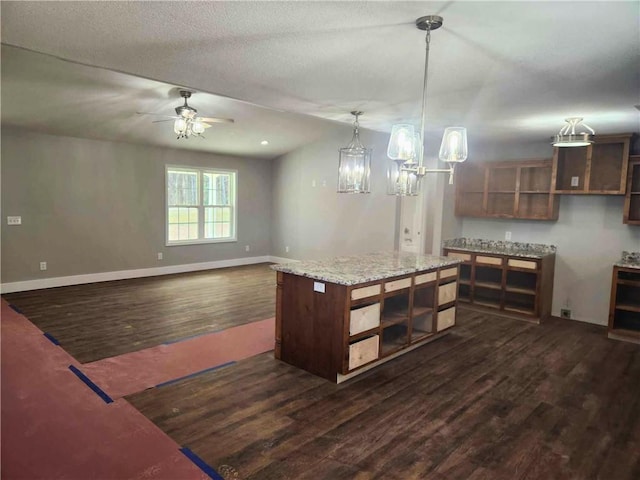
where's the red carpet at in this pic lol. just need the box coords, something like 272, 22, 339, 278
0, 298, 272, 479
82, 317, 275, 398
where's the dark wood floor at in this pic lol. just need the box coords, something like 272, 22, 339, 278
3, 263, 276, 363
127, 309, 640, 480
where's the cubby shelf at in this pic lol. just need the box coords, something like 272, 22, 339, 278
455, 158, 559, 220
552, 134, 633, 195
443, 248, 555, 323
623, 156, 640, 224
608, 265, 640, 343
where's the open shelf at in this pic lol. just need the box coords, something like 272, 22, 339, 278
381, 323, 409, 355
624, 157, 640, 224
553, 134, 632, 194
504, 291, 536, 315
609, 265, 640, 344
474, 286, 502, 308
506, 270, 537, 292
411, 311, 434, 342
444, 248, 554, 323
456, 159, 558, 220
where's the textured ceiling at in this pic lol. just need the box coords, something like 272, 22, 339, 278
1, 1, 639, 158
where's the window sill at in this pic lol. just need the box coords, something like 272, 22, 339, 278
166, 238, 237, 247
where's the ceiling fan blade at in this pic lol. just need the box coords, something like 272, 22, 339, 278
136, 111, 179, 119
199, 116, 234, 124
152, 119, 175, 123
201, 122, 213, 129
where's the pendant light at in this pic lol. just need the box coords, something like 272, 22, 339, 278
387, 15, 468, 196
551, 117, 595, 147
338, 111, 372, 193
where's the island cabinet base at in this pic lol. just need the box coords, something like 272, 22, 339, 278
275, 263, 460, 383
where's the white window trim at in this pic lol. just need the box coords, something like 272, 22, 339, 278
165, 165, 238, 247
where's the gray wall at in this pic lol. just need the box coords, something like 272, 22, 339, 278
1, 128, 272, 283
454, 139, 640, 325
271, 124, 397, 260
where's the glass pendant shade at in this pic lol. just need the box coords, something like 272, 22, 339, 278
174, 118, 187, 135
387, 124, 416, 162
439, 127, 468, 163
337, 112, 371, 194
387, 160, 420, 196
192, 120, 205, 135
552, 117, 595, 147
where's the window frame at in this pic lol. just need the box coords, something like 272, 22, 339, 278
165, 165, 238, 246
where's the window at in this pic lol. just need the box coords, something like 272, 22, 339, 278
166, 166, 237, 245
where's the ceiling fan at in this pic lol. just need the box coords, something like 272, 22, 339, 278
138, 90, 234, 139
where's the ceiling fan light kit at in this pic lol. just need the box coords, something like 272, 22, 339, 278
552, 117, 595, 147
385, 15, 468, 196
140, 89, 234, 139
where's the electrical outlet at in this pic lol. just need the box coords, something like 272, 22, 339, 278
560, 308, 571, 319
285, 246, 290, 253
245, 245, 250, 252
39, 261, 47, 271
7, 216, 22, 225
505, 231, 512, 241
571, 176, 579, 187
157, 252, 163, 260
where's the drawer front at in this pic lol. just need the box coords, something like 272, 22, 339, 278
349, 303, 381, 336
437, 307, 456, 331
447, 251, 471, 262
385, 277, 412, 293
439, 267, 458, 280
476, 255, 503, 266
415, 271, 437, 285
349, 335, 379, 370
507, 258, 538, 270
438, 282, 457, 306
351, 284, 381, 301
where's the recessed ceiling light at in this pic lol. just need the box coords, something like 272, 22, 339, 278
261, 140, 269, 145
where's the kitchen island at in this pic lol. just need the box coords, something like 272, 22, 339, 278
271, 252, 462, 383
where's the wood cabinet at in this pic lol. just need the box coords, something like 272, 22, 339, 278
608, 266, 640, 344
623, 155, 640, 224
275, 264, 459, 383
443, 248, 555, 323
551, 133, 632, 194
456, 159, 559, 220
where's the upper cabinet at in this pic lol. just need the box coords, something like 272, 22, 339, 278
551, 133, 633, 194
623, 155, 640, 225
455, 158, 559, 221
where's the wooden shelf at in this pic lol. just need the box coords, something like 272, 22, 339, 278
608, 265, 640, 343
616, 303, 640, 313
455, 159, 559, 220
444, 248, 555, 323
624, 156, 640, 224
552, 133, 633, 195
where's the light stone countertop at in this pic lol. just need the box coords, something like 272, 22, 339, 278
271, 251, 461, 286
443, 238, 556, 259
615, 251, 640, 270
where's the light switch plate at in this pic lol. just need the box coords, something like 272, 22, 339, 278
7, 216, 21, 225
571, 176, 580, 187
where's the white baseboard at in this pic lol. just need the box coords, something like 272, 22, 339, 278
1, 256, 284, 294
269, 256, 297, 264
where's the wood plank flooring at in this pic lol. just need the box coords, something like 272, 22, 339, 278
127, 310, 640, 480
3, 263, 276, 363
